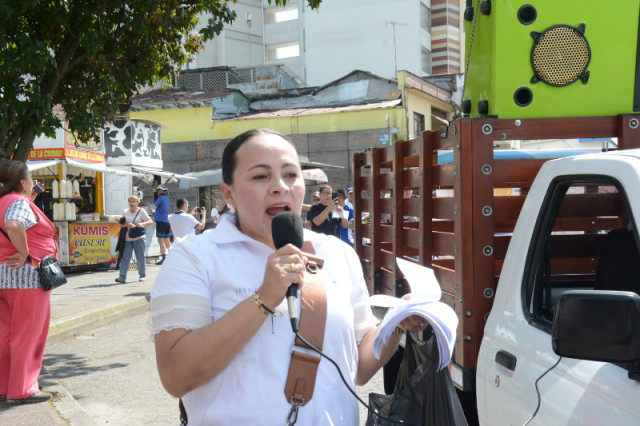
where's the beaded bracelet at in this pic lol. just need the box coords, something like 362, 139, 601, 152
392, 326, 405, 335
252, 292, 283, 334
252, 292, 284, 317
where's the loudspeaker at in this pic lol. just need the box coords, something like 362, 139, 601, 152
463, 1, 640, 118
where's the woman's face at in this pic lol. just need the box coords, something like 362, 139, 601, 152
221, 133, 305, 248
20, 172, 34, 195
128, 199, 139, 211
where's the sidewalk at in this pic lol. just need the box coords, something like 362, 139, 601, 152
0, 260, 161, 425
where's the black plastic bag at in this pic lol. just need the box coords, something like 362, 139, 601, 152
366, 332, 468, 426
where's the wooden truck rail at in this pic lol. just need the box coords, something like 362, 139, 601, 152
353, 115, 640, 370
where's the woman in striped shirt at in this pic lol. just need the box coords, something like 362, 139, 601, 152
0, 160, 58, 405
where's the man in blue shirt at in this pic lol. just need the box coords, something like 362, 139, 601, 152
337, 188, 354, 245
154, 184, 172, 265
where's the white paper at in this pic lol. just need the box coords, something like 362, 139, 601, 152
331, 208, 348, 220
370, 258, 458, 371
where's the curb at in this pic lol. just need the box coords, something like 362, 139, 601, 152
48, 296, 150, 345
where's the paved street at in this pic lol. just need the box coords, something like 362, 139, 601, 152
43, 312, 178, 425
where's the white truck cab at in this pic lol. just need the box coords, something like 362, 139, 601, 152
478, 149, 640, 425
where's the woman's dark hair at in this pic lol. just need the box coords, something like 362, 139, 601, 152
221, 129, 296, 185
0, 160, 29, 198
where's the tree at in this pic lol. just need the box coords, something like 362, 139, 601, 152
0, 0, 321, 161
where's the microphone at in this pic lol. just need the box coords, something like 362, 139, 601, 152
272, 211, 304, 333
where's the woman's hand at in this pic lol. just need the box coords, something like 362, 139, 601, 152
257, 244, 307, 310
396, 294, 430, 334
397, 315, 430, 334
6, 251, 29, 270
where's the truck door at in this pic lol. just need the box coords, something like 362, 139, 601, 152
477, 174, 640, 425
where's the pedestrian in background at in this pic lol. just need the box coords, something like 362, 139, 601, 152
307, 185, 342, 237
346, 187, 354, 210
154, 184, 172, 265
301, 190, 320, 229
116, 195, 152, 283
0, 160, 58, 405
169, 198, 206, 240
346, 187, 355, 243
210, 198, 228, 226
336, 188, 354, 245
149, 128, 427, 424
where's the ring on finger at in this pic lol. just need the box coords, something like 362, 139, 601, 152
289, 263, 297, 273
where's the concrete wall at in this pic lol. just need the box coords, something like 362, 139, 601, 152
302, 0, 429, 85
158, 127, 389, 208
188, 0, 445, 86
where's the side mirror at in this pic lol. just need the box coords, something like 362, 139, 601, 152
553, 290, 640, 363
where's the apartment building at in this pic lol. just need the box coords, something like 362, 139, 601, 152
187, 0, 463, 86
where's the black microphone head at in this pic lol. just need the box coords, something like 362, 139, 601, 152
272, 211, 304, 249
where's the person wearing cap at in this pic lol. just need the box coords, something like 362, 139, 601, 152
154, 184, 172, 265
346, 188, 356, 243
336, 188, 354, 245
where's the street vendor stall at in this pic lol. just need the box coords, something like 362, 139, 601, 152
28, 124, 141, 268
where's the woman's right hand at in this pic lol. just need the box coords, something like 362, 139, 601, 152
6, 251, 29, 270
257, 244, 307, 310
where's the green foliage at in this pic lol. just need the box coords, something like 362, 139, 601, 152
0, 0, 321, 161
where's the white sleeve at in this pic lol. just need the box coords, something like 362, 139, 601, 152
188, 215, 200, 228
5, 199, 38, 230
148, 237, 214, 336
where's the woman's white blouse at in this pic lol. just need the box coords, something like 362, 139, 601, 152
149, 214, 378, 425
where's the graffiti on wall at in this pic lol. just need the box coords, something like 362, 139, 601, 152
104, 120, 161, 163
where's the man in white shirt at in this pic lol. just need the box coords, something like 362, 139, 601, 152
169, 198, 206, 240
210, 199, 228, 226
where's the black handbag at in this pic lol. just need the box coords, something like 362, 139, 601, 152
128, 226, 146, 238
0, 227, 66, 291
127, 209, 146, 238
38, 255, 67, 291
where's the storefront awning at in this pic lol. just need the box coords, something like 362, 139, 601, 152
65, 158, 142, 176
131, 166, 196, 183
178, 168, 328, 189
27, 159, 62, 171
178, 169, 222, 189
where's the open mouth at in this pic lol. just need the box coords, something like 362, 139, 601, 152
266, 204, 290, 217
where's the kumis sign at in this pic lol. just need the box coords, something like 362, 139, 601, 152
68, 222, 121, 264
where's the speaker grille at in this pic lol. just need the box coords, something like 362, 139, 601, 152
531, 25, 591, 87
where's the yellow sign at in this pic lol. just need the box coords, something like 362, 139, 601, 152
27, 148, 105, 163
65, 148, 105, 163
68, 222, 121, 264
28, 148, 64, 159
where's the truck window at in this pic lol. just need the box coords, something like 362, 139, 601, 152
524, 176, 639, 330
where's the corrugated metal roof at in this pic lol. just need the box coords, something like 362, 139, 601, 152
230, 99, 402, 120
130, 88, 240, 108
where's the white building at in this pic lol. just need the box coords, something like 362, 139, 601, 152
187, 0, 463, 86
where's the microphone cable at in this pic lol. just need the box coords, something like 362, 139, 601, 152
295, 331, 418, 426
521, 356, 563, 426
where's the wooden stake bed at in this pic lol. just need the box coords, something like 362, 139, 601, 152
353, 115, 640, 369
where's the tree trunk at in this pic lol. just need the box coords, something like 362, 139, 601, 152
12, 125, 39, 162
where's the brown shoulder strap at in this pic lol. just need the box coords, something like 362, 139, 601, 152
284, 241, 327, 407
